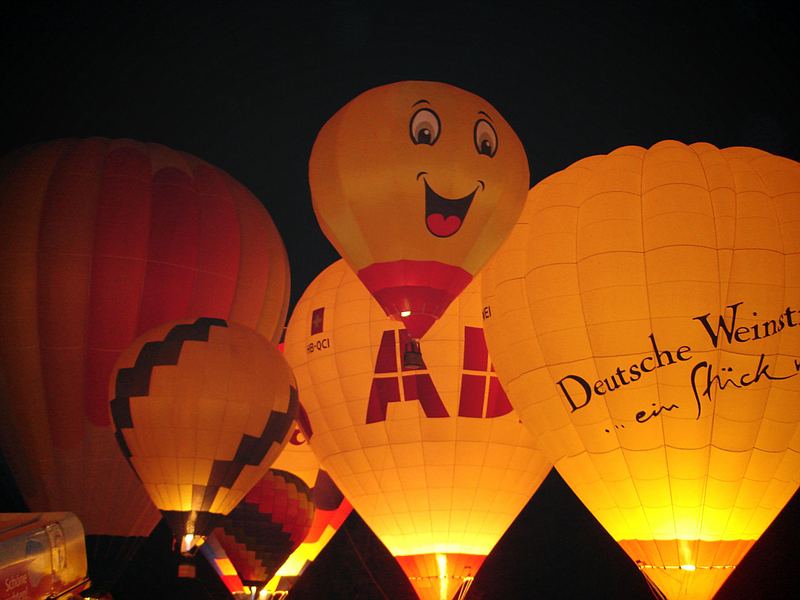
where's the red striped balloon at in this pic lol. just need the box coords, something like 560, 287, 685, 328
210, 469, 316, 589
0, 137, 290, 594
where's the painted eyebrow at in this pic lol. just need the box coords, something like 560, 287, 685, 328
477, 110, 494, 122
412, 99, 431, 107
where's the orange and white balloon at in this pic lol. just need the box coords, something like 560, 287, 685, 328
482, 141, 800, 600
309, 81, 529, 340
285, 260, 550, 600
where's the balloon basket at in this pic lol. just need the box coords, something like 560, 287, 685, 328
403, 339, 425, 370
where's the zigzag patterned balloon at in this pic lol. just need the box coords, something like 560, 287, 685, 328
109, 318, 297, 549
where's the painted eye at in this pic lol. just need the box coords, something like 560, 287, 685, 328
474, 119, 498, 157
410, 108, 441, 145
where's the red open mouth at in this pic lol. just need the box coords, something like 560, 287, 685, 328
424, 180, 477, 238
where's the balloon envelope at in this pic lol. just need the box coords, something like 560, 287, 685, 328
285, 260, 550, 600
208, 468, 315, 591
0, 137, 289, 593
309, 81, 529, 339
109, 318, 297, 543
482, 141, 800, 600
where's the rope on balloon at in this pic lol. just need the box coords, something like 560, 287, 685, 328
342, 519, 391, 600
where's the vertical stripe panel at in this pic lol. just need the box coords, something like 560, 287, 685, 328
188, 163, 241, 319
136, 166, 201, 333
38, 137, 108, 450
86, 143, 152, 426
226, 176, 273, 330
258, 205, 291, 343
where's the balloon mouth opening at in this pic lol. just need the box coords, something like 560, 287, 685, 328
423, 179, 476, 238
357, 260, 472, 339
402, 339, 425, 370
397, 552, 484, 600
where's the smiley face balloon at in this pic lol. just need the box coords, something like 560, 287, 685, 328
309, 81, 529, 340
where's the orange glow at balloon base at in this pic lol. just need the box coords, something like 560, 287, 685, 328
396, 553, 485, 600
179, 532, 206, 556
635, 564, 736, 571
635, 563, 738, 600
161, 509, 220, 548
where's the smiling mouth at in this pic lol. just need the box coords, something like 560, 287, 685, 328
423, 179, 479, 238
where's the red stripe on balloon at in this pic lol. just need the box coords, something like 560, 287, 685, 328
374, 330, 398, 373
303, 498, 352, 544
462, 326, 488, 371
187, 163, 241, 318
38, 139, 106, 448
457, 374, 486, 418
486, 377, 513, 418
136, 167, 201, 333
86, 144, 152, 426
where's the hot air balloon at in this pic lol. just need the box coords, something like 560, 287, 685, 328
481, 141, 800, 600
0, 138, 289, 594
109, 318, 297, 563
284, 260, 550, 600
263, 420, 353, 597
206, 468, 315, 598
309, 81, 529, 364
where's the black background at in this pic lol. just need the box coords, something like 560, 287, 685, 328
1, 2, 799, 598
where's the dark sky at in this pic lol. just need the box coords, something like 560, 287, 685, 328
1, 2, 799, 598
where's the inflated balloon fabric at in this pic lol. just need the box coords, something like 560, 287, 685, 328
109, 318, 297, 540
309, 81, 529, 339
482, 141, 800, 600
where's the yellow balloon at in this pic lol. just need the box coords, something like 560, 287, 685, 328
482, 141, 800, 600
109, 318, 298, 547
285, 259, 550, 600
309, 81, 529, 340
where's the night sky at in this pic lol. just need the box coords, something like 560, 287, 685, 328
1, 2, 799, 598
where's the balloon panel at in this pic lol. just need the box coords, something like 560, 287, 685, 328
482, 141, 800, 600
